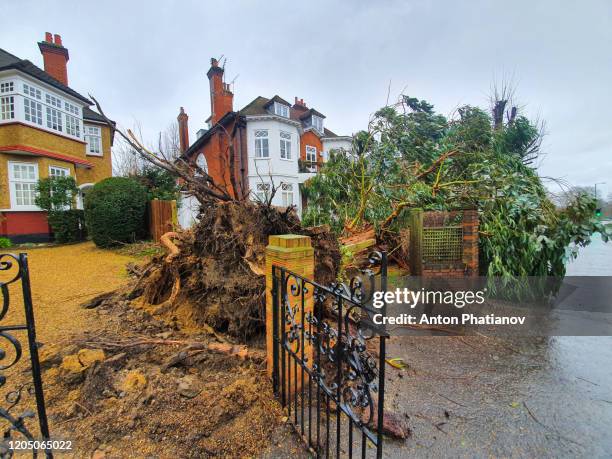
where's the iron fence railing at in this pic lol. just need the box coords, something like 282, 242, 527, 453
272, 252, 388, 458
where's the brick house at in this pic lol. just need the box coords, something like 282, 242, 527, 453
0, 33, 114, 243
176, 58, 352, 227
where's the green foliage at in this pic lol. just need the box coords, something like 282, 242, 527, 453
84, 177, 148, 248
304, 94, 610, 279
131, 166, 180, 201
48, 210, 87, 243
35, 176, 78, 211
0, 237, 11, 249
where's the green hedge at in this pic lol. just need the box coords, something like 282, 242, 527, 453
48, 210, 87, 243
84, 177, 148, 248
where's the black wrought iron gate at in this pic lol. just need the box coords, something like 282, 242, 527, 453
0, 253, 52, 458
272, 252, 388, 459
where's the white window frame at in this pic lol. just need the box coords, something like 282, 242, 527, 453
85, 125, 102, 156
65, 114, 81, 137
49, 165, 70, 178
305, 145, 317, 162
1, 96, 15, 120
254, 129, 269, 158
195, 153, 208, 175
254, 182, 271, 202
23, 83, 41, 100
8, 161, 40, 211
274, 102, 289, 118
280, 131, 292, 160
46, 106, 62, 132
312, 115, 323, 132
0, 82, 14, 94
281, 183, 294, 207
24, 97, 43, 125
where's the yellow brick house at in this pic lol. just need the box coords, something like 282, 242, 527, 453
0, 33, 113, 242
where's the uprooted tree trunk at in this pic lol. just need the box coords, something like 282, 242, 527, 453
90, 96, 340, 340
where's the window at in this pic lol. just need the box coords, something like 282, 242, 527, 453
23, 83, 41, 100
274, 102, 289, 118
9, 162, 39, 209
280, 131, 292, 159
66, 114, 81, 137
24, 98, 43, 125
281, 183, 294, 207
64, 102, 79, 115
254, 130, 269, 158
49, 166, 69, 177
85, 125, 102, 155
196, 154, 208, 174
1, 96, 15, 120
312, 115, 323, 132
255, 183, 271, 202
46, 106, 62, 131
45, 93, 62, 108
305, 145, 317, 163
305, 145, 317, 172
1, 82, 14, 93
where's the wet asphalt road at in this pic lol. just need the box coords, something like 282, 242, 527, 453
384, 234, 612, 458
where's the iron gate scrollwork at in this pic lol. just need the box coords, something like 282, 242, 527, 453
0, 253, 52, 458
272, 251, 388, 459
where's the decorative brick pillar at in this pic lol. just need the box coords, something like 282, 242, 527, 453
265, 235, 314, 381
462, 210, 479, 276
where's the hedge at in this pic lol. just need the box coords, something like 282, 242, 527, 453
48, 210, 87, 243
84, 177, 148, 248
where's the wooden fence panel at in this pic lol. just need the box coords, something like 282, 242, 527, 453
149, 200, 177, 242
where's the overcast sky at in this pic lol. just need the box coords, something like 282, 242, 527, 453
3, 0, 611, 197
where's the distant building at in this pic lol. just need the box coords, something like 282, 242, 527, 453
0, 33, 114, 242
176, 58, 351, 227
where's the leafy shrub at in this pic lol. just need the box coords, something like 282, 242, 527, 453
48, 210, 87, 243
35, 176, 78, 211
35, 176, 84, 243
0, 237, 11, 249
132, 166, 180, 201
85, 177, 148, 248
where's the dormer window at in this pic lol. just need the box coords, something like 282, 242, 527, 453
312, 115, 323, 132
274, 102, 289, 118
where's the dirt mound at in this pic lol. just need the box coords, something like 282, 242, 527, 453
42, 295, 286, 458
129, 200, 340, 340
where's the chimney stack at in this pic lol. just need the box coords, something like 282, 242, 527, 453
38, 32, 69, 85
177, 107, 190, 153
207, 57, 233, 125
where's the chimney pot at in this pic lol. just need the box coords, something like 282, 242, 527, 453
39, 33, 69, 85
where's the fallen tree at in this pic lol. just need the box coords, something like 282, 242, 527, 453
90, 97, 340, 339
302, 92, 610, 279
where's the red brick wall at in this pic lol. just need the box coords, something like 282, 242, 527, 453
189, 118, 246, 199
0, 211, 51, 243
300, 131, 323, 163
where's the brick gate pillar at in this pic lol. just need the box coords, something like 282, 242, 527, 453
265, 234, 314, 380
462, 209, 479, 276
